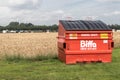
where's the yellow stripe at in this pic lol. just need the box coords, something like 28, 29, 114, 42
100, 33, 108, 39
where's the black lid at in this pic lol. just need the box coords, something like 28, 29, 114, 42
59, 20, 111, 30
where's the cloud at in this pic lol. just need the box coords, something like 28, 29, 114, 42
81, 16, 98, 20
0, 0, 73, 26
3, 9, 72, 25
0, 7, 10, 19
96, 0, 120, 2
0, 0, 120, 25
103, 11, 120, 16
8, 0, 42, 10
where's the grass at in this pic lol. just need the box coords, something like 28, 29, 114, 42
0, 48, 120, 80
4, 54, 57, 62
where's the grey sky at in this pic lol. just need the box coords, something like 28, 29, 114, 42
0, 0, 120, 26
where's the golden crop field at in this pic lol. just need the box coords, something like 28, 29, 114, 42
113, 32, 120, 48
0, 33, 57, 59
0, 32, 119, 59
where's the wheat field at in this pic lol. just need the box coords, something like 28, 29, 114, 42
113, 32, 120, 48
0, 33, 57, 59
0, 32, 119, 59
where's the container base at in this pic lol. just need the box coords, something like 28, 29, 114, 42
58, 53, 112, 64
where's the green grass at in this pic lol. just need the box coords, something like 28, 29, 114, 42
0, 49, 120, 80
4, 54, 57, 62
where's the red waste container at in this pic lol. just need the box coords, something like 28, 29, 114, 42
57, 20, 114, 64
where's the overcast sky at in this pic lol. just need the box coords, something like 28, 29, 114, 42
0, 0, 120, 26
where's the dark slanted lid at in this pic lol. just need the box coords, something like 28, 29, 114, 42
59, 20, 111, 30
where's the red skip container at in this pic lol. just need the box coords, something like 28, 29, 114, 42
57, 20, 114, 64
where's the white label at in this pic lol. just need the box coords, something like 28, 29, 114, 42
81, 34, 98, 37
81, 34, 90, 36
80, 40, 97, 50
103, 40, 108, 43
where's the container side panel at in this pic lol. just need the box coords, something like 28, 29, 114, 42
58, 22, 65, 36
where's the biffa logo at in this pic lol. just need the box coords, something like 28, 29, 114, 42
80, 40, 97, 50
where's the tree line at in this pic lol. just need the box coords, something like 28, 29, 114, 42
0, 22, 120, 32
108, 24, 120, 30
0, 22, 58, 32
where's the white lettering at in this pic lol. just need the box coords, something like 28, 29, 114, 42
81, 34, 98, 37
80, 40, 97, 50
81, 34, 90, 36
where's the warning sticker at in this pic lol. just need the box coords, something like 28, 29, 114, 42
100, 33, 108, 39
103, 40, 108, 43
69, 34, 77, 39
